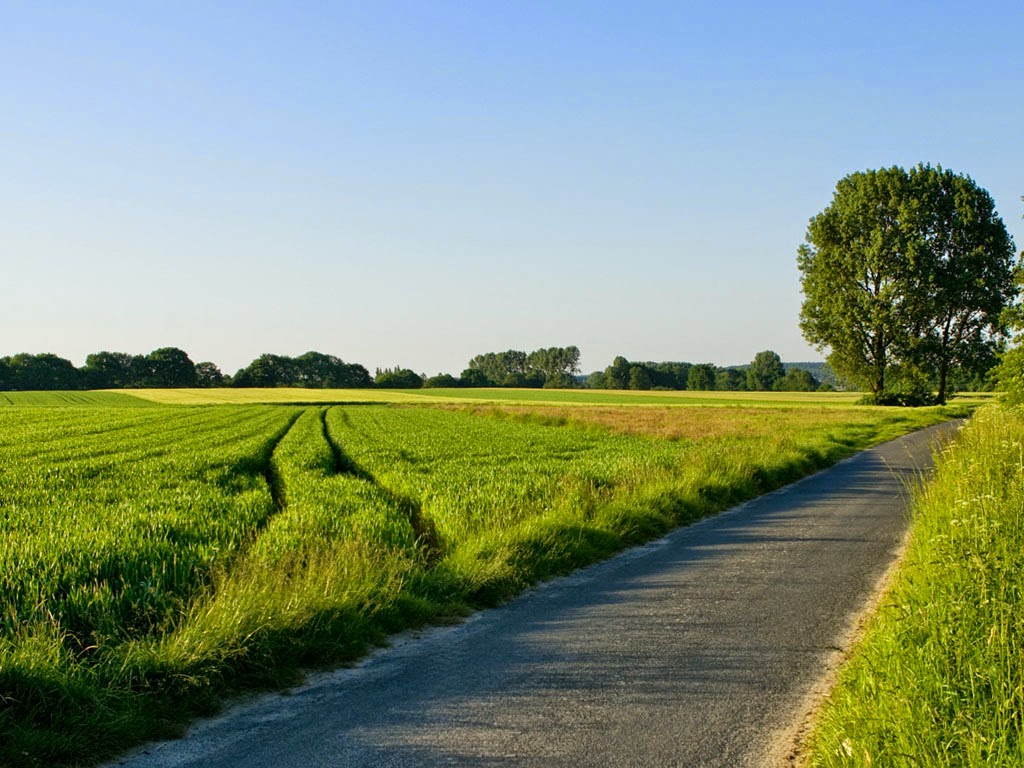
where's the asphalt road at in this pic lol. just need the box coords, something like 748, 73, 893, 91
110, 421, 959, 768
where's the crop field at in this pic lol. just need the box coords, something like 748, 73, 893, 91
0, 391, 154, 406
0, 393, 968, 766
124, 386, 869, 407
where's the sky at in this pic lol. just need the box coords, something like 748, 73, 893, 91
3, 1, 1023, 376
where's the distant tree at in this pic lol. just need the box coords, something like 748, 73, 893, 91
232, 354, 297, 387
629, 365, 653, 390
605, 356, 632, 389
339, 362, 372, 388
293, 351, 341, 387
5, 353, 83, 390
716, 368, 746, 391
374, 367, 423, 388
585, 371, 608, 389
459, 368, 491, 387
650, 362, 691, 390
466, 350, 527, 385
503, 371, 545, 388
82, 351, 140, 388
424, 373, 460, 388
0, 357, 10, 390
195, 361, 225, 387
292, 351, 371, 388
687, 363, 716, 391
775, 368, 819, 391
541, 372, 574, 389
143, 347, 197, 388
747, 350, 785, 391
466, 345, 580, 387
527, 346, 581, 385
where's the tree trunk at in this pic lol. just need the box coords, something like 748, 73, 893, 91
937, 357, 948, 405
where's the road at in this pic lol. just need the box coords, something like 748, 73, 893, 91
110, 421, 958, 768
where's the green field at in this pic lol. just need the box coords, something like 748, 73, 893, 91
0, 391, 969, 766
0, 391, 154, 406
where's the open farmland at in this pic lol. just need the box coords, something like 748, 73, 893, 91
0, 394, 968, 766
123, 386, 869, 407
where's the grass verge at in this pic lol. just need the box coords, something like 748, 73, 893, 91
805, 404, 1024, 766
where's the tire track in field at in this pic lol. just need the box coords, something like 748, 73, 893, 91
322, 406, 442, 562
259, 408, 305, 515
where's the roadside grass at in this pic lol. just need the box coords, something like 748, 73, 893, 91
805, 404, 1024, 766
0, 399, 968, 766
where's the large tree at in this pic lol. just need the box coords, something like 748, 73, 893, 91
909, 166, 1019, 401
143, 347, 197, 388
799, 164, 1018, 401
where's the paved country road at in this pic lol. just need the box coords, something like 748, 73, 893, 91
110, 421, 960, 768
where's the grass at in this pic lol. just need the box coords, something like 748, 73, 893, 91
0, 396, 970, 766
805, 404, 1024, 766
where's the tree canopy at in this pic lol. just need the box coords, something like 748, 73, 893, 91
232, 352, 372, 388
799, 164, 1019, 402
464, 346, 580, 388
373, 367, 423, 388
747, 350, 785, 391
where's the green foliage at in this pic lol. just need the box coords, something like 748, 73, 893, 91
808, 406, 1024, 766
464, 346, 580, 388
423, 373, 460, 388
775, 367, 819, 392
715, 368, 747, 391
374, 367, 424, 388
799, 164, 1020, 402
458, 368, 490, 387
995, 346, 1024, 405
628, 365, 653, 390
194, 361, 224, 387
747, 350, 785, 391
687, 363, 716, 391
82, 351, 141, 389
601, 357, 692, 391
233, 352, 371, 388
141, 347, 197, 387
2, 353, 83, 391
605, 356, 632, 389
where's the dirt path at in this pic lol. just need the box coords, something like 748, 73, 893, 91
110, 422, 958, 768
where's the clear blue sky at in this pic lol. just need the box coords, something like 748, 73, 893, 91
3, 1, 1022, 376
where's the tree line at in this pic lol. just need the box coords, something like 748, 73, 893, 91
1, 345, 831, 392
0, 349, 373, 391
583, 350, 826, 392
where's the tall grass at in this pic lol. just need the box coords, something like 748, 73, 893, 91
0, 401, 966, 766
806, 405, 1024, 766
